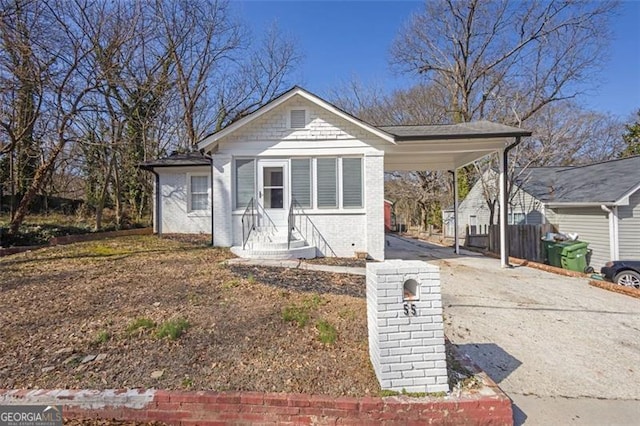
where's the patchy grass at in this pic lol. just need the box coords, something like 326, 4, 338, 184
281, 305, 310, 327
126, 318, 156, 336
316, 320, 338, 345
0, 235, 377, 396
156, 318, 190, 340
94, 330, 111, 345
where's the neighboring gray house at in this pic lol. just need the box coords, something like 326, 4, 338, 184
447, 156, 640, 269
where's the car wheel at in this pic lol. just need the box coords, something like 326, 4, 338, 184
614, 270, 640, 289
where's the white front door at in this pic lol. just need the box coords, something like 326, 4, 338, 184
257, 159, 288, 227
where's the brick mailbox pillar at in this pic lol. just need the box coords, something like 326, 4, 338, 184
366, 259, 449, 393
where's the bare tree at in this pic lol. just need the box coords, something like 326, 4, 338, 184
391, 0, 617, 125
7, 0, 100, 234
390, 0, 617, 225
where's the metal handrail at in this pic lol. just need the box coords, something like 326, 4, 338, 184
289, 198, 337, 258
241, 198, 256, 249
287, 198, 297, 249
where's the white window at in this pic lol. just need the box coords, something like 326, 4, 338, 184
509, 211, 526, 225
189, 175, 209, 211
289, 109, 306, 129
235, 159, 255, 209
469, 215, 478, 235
342, 157, 363, 208
291, 158, 312, 207
316, 158, 337, 208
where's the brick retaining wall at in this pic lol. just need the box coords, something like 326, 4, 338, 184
0, 388, 513, 425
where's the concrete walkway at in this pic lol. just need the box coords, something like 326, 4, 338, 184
386, 234, 640, 425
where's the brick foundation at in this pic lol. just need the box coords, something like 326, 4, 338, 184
0, 388, 512, 425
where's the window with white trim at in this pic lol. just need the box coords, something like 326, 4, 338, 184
290, 109, 306, 128
189, 175, 210, 211
342, 157, 363, 208
291, 158, 312, 207
509, 211, 526, 225
316, 158, 337, 208
235, 159, 255, 209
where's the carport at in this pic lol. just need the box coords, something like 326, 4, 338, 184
379, 121, 532, 267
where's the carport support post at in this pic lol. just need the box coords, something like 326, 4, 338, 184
499, 148, 509, 268
453, 169, 459, 255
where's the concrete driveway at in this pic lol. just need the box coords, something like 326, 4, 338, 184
385, 234, 640, 425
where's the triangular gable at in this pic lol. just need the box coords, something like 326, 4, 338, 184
197, 86, 395, 152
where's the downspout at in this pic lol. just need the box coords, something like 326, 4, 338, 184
448, 169, 459, 254
149, 168, 161, 235
201, 149, 214, 246
601, 204, 618, 260
499, 136, 522, 268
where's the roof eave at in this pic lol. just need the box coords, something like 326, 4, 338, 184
394, 130, 532, 142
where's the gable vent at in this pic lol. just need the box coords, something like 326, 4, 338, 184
290, 109, 306, 128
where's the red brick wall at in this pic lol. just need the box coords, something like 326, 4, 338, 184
0, 389, 513, 425
384, 201, 392, 233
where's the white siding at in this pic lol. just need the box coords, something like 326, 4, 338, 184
217, 95, 387, 157
456, 170, 545, 244
547, 207, 610, 270
157, 166, 211, 234
618, 189, 640, 259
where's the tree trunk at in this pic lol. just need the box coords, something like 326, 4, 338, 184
8, 141, 64, 234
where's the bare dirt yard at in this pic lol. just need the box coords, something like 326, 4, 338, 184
0, 235, 378, 396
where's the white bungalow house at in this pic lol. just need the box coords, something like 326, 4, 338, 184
141, 87, 530, 264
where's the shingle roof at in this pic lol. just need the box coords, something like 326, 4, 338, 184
139, 152, 210, 169
516, 156, 640, 204
379, 121, 531, 141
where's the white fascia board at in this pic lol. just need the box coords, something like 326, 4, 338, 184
544, 202, 613, 208
197, 87, 396, 153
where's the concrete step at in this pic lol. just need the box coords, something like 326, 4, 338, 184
247, 239, 307, 250
230, 244, 317, 260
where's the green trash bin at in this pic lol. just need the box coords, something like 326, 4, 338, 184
558, 241, 590, 273
542, 239, 562, 267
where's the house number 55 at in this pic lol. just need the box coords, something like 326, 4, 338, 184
403, 303, 417, 316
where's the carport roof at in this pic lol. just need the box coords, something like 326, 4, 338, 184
379, 121, 531, 141
380, 121, 531, 171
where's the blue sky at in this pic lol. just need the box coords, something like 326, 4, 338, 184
234, 1, 640, 120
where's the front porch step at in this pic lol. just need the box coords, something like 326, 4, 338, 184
246, 238, 308, 250
230, 244, 317, 260
233, 226, 315, 259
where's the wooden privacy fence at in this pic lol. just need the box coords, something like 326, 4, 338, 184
488, 224, 555, 263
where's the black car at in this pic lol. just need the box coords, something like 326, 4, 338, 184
601, 260, 640, 288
